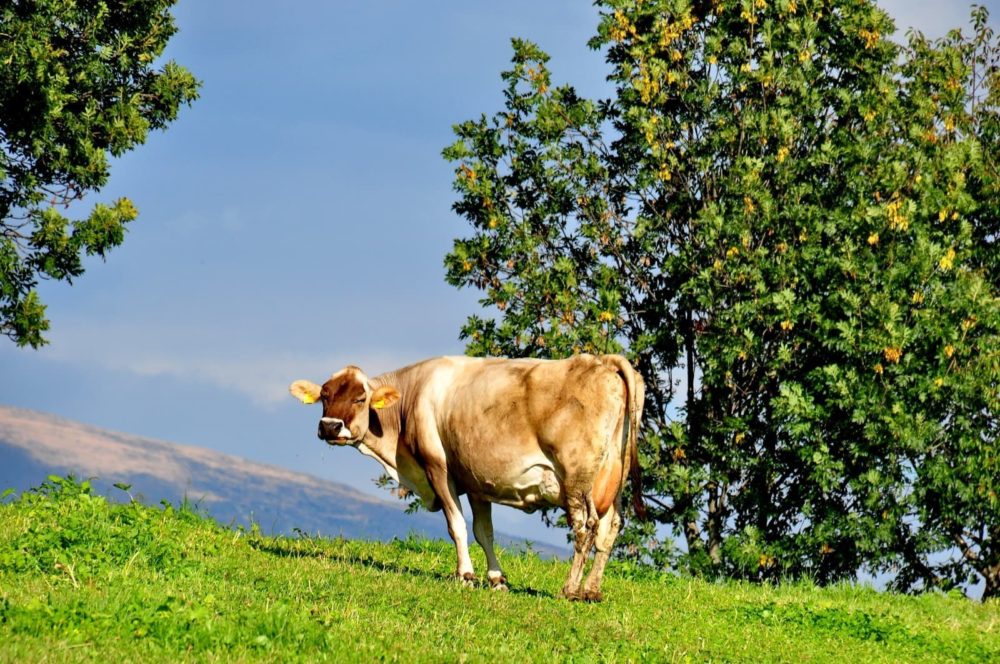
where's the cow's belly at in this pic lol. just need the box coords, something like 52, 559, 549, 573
464, 461, 563, 512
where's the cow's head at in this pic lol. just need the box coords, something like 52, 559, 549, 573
289, 366, 400, 444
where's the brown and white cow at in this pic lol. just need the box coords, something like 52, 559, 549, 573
289, 354, 644, 601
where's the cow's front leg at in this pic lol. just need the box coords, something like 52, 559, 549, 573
470, 497, 507, 591
424, 461, 476, 585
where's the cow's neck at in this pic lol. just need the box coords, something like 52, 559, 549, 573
355, 369, 438, 507
357, 411, 401, 475
355, 371, 405, 477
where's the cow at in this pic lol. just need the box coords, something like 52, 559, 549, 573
288, 353, 645, 601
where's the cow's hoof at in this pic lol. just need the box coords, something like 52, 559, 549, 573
458, 572, 477, 588
488, 573, 508, 591
561, 586, 583, 601
582, 588, 604, 603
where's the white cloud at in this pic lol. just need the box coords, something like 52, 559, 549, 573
12, 319, 413, 408
124, 351, 407, 407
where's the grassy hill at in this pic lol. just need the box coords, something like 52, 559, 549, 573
0, 405, 567, 557
1, 477, 997, 663
0, 404, 453, 541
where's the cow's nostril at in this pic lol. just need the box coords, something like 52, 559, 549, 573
319, 417, 345, 439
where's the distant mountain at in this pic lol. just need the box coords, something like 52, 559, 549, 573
0, 405, 566, 557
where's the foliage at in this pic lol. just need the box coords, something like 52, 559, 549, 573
889, 4, 1000, 600
443, 1, 1000, 598
0, 475, 205, 579
0, 0, 199, 347
0, 476, 997, 662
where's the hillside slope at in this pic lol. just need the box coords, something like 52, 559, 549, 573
0, 477, 996, 662
0, 405, 563, 555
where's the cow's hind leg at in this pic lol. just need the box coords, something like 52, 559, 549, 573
581, 496, 622, 602
470, 497, 507, 591
561, 491, 599, 600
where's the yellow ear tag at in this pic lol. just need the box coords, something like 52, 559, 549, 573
371, 398, 387, 409
300, 394, 317, 405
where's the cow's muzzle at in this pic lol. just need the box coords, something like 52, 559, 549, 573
318, 417, 352, 443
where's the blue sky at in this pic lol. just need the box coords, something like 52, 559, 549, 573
1, 1, 996, 545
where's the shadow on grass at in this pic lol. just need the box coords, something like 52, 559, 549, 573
248, 537, 554, 598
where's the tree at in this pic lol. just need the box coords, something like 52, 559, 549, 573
1, 0, 199, 347
886, 7, 1000, 599
444, 0, 999, 599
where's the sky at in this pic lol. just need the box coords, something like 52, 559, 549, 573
1, 1, 997, 546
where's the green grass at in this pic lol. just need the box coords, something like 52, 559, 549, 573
1, 478, 997, 662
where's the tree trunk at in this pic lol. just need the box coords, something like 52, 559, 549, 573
707, 481, 723, 567
684, 519, 703, 558
682, 306, 710, 567
982, 564, 999, 602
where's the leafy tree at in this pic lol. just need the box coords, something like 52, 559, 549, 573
1, 0, 199, 347
444, 0, 999, 599
887, 7, 1000, 599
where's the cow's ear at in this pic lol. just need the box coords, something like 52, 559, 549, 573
289, 380, 322, 405
370, 385, 400, 410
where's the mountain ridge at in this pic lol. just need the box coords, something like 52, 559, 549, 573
0, 404, 566, 556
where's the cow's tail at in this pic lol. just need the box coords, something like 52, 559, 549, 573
601, 354, 647, 521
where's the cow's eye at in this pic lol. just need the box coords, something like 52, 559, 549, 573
352, 397, 366, 405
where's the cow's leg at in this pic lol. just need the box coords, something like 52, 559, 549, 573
424, 461, 476, 585
581, 496, 622, 602
561, 490, 598, 600
469, 497, 508, 591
